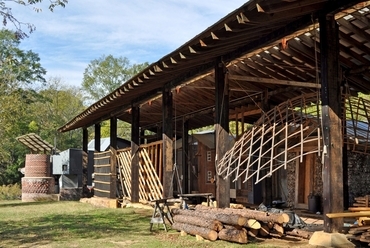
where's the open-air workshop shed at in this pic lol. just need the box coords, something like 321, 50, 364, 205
58, 0, 370, 233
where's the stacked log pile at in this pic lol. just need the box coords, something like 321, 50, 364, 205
171, 205, 310, 244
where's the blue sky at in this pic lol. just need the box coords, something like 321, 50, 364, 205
7, 1, 247, 87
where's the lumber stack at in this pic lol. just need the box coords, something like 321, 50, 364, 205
345, 225, 370, 245
351, 195, 370, 208
170, 205, 309, 244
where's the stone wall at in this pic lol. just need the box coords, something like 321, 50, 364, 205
347, 151, 370, 206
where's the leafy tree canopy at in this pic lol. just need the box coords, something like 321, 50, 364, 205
82, 54, 149, 102
0, 29, 46, 85
1, 0, 68, 38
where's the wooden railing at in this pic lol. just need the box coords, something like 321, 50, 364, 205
117, 141, 163, 202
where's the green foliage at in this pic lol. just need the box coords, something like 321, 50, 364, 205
0, 184, 21, 200
0, 0, 68, 39
28, 77, 86, 151
0, 29, 46, 84
82, 54, 149, 102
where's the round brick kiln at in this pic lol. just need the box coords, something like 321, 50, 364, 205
22, 154, 55, 202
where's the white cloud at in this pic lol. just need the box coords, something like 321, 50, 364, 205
6, 0, 247, 87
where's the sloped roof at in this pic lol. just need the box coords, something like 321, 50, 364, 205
16, 133, 57, 154
59, 0, 370, 133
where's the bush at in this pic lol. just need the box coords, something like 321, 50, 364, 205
0, 184, 22, 200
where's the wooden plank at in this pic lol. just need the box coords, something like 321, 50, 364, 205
326, 211, 370, 219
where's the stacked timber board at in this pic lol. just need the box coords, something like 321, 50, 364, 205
345, 196, 370, 245
171, 205, 312, 244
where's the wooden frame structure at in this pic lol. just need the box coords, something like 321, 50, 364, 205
58, 0, 370, 233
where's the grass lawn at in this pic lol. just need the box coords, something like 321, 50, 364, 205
0, 200, 312, 248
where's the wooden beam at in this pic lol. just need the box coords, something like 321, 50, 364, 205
94, 123, 101, 152
229, 108, 262, 119
110, 117, 117, 199
215, 57, 230, 208
228, 74, 321, 89
182, 118, 189, 194
162, 85, 173, 198
320, 13, 343, 233
131, 105, 140, 203
82, 127, 88, 153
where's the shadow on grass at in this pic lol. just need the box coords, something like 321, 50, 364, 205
0, 203, 155, 247
0, 200, 60, 208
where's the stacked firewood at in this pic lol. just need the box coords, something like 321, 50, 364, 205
170, 205, 310, 244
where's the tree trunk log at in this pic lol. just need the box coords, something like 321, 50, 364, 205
172, 208, 248, 227
248, 228, 259, 238
172, 222, 218, 241
218, 228, 248, 244
259, 223, 270, 237
285, 228, 313, 239
273, 223, 284, 236
195, 205, 288, 224
173, 214, 223, 231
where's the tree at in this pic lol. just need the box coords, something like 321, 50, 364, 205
28, 77, 87, 151
1, 0, 68, 39
82, 54, 149, 102
0, 29, 46, 85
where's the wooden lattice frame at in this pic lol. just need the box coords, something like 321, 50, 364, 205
217, 92, 370, 184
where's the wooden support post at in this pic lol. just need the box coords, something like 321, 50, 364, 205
140, 127, 145, 145
94, 123, 101, 152
215, 57, 230, 208
182, 118, 189, 194
162, 85, 173, 198
110, 117, 117, 199
319, 13, 343, 233
82, 127, 88, 153
131, 105, 140, 203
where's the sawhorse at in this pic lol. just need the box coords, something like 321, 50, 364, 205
149, 198, 173, 232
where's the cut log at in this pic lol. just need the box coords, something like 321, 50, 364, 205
285, 228, 313, 239
273, 223, 284, 236
247, 219, 261, 230
218, 227, 248, 244
195, 204, 286, 225
248, 228, 259, 238
259, 223, 270, 237
226, 208, 289, 224
224, 224, 243, 230
173, 214, 223, 231
172, 208, 248, 227
172, 222, 218, 241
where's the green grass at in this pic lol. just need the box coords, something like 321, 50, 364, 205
0, 200, 281, 248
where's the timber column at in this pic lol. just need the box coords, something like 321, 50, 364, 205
110, 117, 117, 199
162, 84, 174, 198
320, 13, 343, 233
131, 105, 140, 203
215, 57, 230, 208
